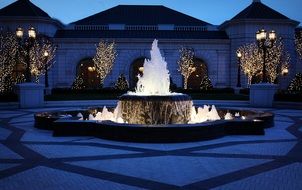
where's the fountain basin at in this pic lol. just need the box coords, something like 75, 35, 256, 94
34, 108, 274, 143
119, 94, 192, 124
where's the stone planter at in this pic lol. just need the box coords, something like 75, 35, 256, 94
250, 83, 278, 107
16, 83, 45, 108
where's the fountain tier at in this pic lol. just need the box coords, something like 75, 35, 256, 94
119, 94, 192, 125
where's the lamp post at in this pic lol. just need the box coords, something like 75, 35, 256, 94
43, 51, 49, 88
256, 29, 276, 83
16, 26, 36, 83
236, 50, 242, 87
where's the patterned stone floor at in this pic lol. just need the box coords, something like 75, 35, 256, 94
0, 106, 302, 190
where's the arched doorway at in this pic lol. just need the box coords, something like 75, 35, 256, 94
130, 57, 146, 88
77, 58, 100, 89
187, 58, 208, 89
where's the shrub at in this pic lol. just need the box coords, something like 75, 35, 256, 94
200, 75, 213, 91
288, 73, 302, 94
115, 74, 129, 91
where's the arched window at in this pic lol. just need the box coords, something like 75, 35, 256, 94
129, 57, 146, 88
187, 58, 208, 89
76, 58, 100, 89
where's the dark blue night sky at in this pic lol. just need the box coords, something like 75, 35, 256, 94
0, 0, 301, 25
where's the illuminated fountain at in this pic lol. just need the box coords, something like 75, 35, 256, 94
34, 40, 274, 142
120, 39, 193, 124
89, 39, 222, 125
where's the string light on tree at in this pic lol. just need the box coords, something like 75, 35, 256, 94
295, 30, 302, 59
178, 47, 195, 89
0, 32, 18, 93
115, 74, 129, 91
200, 75, 213, 91
238, 36, 290, 85
93, 40, 117, 88
265, 38, 290, 83
72, 75, 84, 90
29, 37, 56, 83
288, 73, 302, 94
237, 43, 262, 85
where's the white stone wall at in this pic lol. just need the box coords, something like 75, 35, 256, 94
51, 39, 98, 87
52, 39, 230, 89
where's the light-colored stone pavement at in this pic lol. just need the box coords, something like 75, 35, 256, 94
0, 105, 301, 190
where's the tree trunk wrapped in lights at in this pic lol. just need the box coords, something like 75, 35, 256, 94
266, 38, 290, 83
238, 38, 290, 85
295, 31, 302, 59
178, 47, 195, 89
29, 36, 56, 83
0, 32, 18, 93
93, 40, 117, 88
237, 43, 262, 85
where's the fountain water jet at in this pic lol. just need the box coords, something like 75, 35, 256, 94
134, 39, 170, 95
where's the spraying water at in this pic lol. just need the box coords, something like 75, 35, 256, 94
132, 39, 171, 95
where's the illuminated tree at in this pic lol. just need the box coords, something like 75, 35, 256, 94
0, 32, 57, 93
266, 38, 290, 83
115, 74, 129, 91
93, 40, 117, 87
178, 47, 195, 89
295, 30, 302, 59
288, 73, 302, 94
238, 38, 290, 85
237, 43, 262, 85
0, 32, 18, 93
29, 36, 56, 83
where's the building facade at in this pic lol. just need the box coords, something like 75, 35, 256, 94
0, 0, 301, 89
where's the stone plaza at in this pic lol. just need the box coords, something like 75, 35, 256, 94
1, 0, 302, 189
0, 100, 302, 190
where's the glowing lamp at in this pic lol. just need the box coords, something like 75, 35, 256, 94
16, 27, 24, 38
28, 27, 36, 39
256, 30, 261, 41
269, 30, 276, 41
236, 50, 242, 58
282, 68, 289, 76
259, 29, 266, 41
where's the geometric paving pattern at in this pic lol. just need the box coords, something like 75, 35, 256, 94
67, 156, 272, 186
194, 141, 297, 156
0, 107, 302, 190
